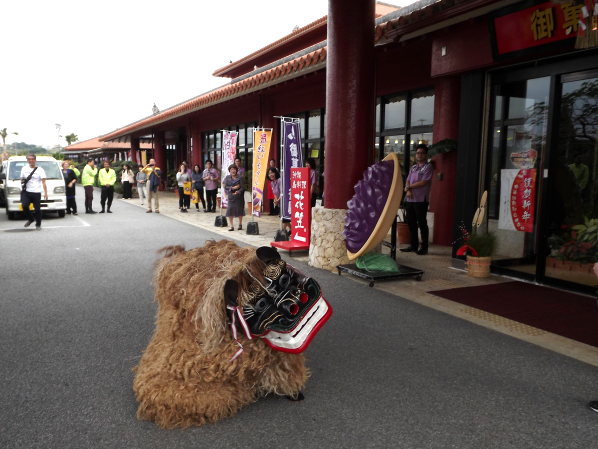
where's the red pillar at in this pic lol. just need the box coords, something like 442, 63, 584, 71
131, 137, 140, 164
429, 77, 460, 246
191, 123, 202, 168
325, 0, 376, 210
153, 131, 166, 179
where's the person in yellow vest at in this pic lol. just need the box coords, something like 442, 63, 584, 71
82, 158, 98, 214
98, 160, 116, 213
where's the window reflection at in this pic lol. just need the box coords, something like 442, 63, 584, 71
308, 110, 321, 139
239, 126, 245, 146
384, 94, 406, 130
410, 88, 435, 128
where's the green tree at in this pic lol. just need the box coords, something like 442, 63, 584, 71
64, 133, 78, 146
1, 128, 19, 158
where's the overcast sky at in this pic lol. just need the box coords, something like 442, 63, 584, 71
2, 0, 412, 147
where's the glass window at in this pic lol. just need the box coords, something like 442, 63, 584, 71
216, 132, 222, 148
323, 111, 326, 137
410, 88, 435, 128
247, 126, 254, 145
375, 98, 381, 133
239, 125, 245, 146
308, 110, 321, 139
383, 135, 406, 172
209, 133, 215, 149
486, 76, 550, 276
384, 94, 406, 130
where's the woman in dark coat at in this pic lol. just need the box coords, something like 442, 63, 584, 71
223, 164, 245, 231
191, 164, 206, 212
62, 160, 78, 215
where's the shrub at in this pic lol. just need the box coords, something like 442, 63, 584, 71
467, 231, 497, 257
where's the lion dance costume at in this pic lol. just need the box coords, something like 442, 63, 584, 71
133, 240, 332, 428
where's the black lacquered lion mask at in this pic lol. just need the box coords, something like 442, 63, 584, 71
224, 247, 332, 357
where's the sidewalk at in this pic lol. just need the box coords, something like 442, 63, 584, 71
125, 192, 598, 367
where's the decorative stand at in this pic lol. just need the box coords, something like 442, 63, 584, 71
337, 220, 424, 287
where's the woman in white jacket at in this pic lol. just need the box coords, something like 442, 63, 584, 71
176, 164, 191, 213
121, 164, 135, 199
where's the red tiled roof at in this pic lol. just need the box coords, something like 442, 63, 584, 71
101, 0, 485, 143
213, 3, 399, 78
65, 136, 152, 151
375, 0, 475, 43
212, 16, 328, 78
64, 137, 103, 151
100, 46, 328, 142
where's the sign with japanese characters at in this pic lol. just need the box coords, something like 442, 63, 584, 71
498, 169, 537, 232
251, 129, 272, 217
290, 168, 311, 245
489, 0, 578, 60
221, 130, 238, 208
281, 120, 304, 220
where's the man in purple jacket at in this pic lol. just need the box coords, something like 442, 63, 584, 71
400, 144, 434, 255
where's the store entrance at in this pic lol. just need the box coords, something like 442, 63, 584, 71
486, 59, 598, 294
545, 70, 598, 288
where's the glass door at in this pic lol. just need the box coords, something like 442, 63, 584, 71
545, 70, 598, 288
486, 76, 551, 277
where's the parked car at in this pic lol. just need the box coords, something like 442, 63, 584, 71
0, 156, 67, 220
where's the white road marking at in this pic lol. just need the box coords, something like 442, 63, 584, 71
74, 216, 91, 227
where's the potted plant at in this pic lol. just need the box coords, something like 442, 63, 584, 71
465, 230, 497, 278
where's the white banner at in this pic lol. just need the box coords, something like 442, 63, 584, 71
221, 131, 238, 208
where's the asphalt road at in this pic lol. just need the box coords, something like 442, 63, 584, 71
1, 187, 598, 449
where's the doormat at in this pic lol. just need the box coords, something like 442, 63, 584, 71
430, 281, 598, 347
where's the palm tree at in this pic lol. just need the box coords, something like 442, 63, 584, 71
1, 128, 19, 159
65, 133, 79, 146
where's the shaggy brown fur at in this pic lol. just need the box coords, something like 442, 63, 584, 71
133, 240, 308, 429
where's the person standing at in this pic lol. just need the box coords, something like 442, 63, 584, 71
306, 158, 319, 208
223, 164, 245, 231
121, 164, 134, 199
62, 160, 78, 215
20, 154, 47, 230
136, 168, 147, 206
203, 160, 220, 213
267, 167, 280, 216
234, 157, 246, 179
64, 158, 80, 179
400, 144, 434, 256
141, 158, 162, 213
98, 161, 116, 214
82, 158, 98, 214
191, 164, 206, 212
176, 164, 191, 213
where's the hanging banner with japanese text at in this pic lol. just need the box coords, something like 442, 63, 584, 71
489, 0, 578, 60
251, 129, 272, 217
281, 120, 304, 220
221, 131, 238, 208
498, 169, 537, 232
291, 168, 311, 245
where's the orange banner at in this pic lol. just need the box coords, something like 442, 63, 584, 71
251, 129, 272, 217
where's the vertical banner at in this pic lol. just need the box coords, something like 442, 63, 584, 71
291, 168, 311, 245
251, 129, 272, 217
498, 169, 537, 232
141, 151, 147, 166
221, 131, 238, 208
281, 120, 303, 220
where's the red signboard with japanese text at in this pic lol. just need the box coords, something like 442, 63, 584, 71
290, 168, 311, 246
499, 169, 537, 233
490, 0, 579, 59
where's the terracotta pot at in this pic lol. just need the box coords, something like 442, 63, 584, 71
397, 222, 410, 245
466, 256, 492, 278
174, 188, 179, 198
217, 197, 221, 208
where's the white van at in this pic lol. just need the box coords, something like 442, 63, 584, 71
0, 156, 67, 220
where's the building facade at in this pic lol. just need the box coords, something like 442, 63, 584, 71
98, 0, 598, 294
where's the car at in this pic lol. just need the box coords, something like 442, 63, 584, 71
0, 156, 67, 220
